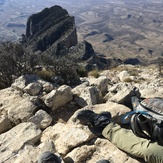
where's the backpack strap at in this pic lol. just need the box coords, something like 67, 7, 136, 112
152, 122, 163, 145
130, 113, 152, 140
122, 111, 158, 139
122, 110, 152, 124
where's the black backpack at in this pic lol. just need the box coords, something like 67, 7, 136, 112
122, 96, 163, 145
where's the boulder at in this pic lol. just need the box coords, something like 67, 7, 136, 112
89, 76, 110, 96
11, 74, 41, 90
118, 70, 131, 82
28, 110, 52, 129
105, 83, 140, 105
24, 82, 42, 96
41, 123, 93, 155
42, 82, 55, 93
68, 102, 131, 125
64, 138, 141, 163
44, 85, 73, 110
11, 74, 55, 94
64, 145, 96, 163
72, 82, 89, 96
12, 141, 58, 163
8, 95, 40, 124
0, 88, 40, 124
0, 122, 41, 163
74, 86, 99, 107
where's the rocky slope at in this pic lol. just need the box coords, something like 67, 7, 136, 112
0, 64, 162, 163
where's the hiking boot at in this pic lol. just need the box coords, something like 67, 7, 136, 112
77, 110, 112, 136
38, 151, 61, 163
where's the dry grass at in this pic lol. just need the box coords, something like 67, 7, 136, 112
111, 65, 141, 76
123, 78, 133, 82
88, 70, 100, 78
35, 69, 55, 81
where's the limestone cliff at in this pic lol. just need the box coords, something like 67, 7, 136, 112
24, 5, 78, 55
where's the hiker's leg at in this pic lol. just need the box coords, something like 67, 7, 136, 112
102, 123, 163, 163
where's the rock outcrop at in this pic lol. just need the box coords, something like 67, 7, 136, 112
24, 5, 78, 55
23, 5, 121, 70
0, 64, 162, 163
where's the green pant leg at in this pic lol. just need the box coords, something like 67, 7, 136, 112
102, 123, 163, 163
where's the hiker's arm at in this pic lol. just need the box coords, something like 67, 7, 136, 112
102, 123, 163, 163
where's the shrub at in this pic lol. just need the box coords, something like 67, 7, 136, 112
88, 70, 100, 78
123, 77, 133, 82
35, 68, 55, 81
0, 41, 33, 88
39, 53, 81, 85
0, 41, 85, 89
76, 65, 88, 77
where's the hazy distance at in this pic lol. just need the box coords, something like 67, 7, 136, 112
0, 0, 163, 62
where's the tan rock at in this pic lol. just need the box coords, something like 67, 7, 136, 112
89, 76, 110, 96
0, 88, 40, 124
8, 97, 39, 124
41, 123, 93, 155
24, 82, 42, 96
12, 140, 60, 163
74, 86, 99, 107
44, 85, 73, 110
0, 122, 41, 163
28, 110, 52, 129
64, 145, 96, 163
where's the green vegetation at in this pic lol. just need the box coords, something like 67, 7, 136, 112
0, 41, 32, 88
76, 65, 88, 77
35, 69, 55, 81
0, 41, 87, 89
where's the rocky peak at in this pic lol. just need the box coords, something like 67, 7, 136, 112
22, 5, 121, 70
24, 5, 78, 54
26, 5, 69, 38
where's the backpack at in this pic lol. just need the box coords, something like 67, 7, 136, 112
122, 96, 163, 145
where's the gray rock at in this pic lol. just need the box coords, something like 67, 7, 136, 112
44, 85, 73, 110
41, 123, 93, 155
90, 76, 110, 96
105, 83, 140, 104
8, 96, 40, 124
11, 74, 41, 90
118, 70, 131, 82
28, 110, 52, 129
0, 87, 40, 124
0, 122, 41, 163
74, 86, 99, 107
13, 141, 58, 163
24, 82, 42, 96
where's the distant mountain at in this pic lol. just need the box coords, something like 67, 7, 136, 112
0, 0, 162, 65
23, 5, 78, 55
22, 5, 121, 70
